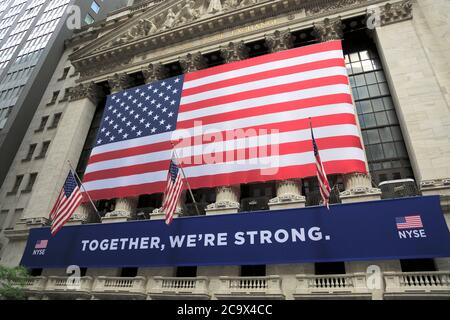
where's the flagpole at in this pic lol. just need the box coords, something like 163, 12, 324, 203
67, 160, 102, 221
170, 145, 201, 216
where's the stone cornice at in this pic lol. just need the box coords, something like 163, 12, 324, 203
70, 0, 407, 82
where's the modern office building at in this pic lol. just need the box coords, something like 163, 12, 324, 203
0, 0, 129, 188
0, 0, 449, 300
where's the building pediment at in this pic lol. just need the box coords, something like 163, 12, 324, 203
69, 0, 378, 80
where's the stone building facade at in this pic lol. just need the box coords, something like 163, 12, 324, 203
0, 0, 449, 299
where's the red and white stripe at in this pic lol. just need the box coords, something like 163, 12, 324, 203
162, 171, 184, 225
50, 186, 83, 235
82, 40, 366, 201
315, 150, 332, 209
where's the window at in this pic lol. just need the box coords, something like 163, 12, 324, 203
400, 259, 436, 272
315, 262, 346, 275
35, 115, 48, 132
120, 267, 138, 277
0, 209, 8, 230
22, 173, 37, 193
343, 28, 414, 185
48, 112, 61, 129
90, 1, 100, 14
8, 175, 23, 195
47, 91, 59, 105
84, 14, 94, 25
35, 141, 50, 159
176, 266, 197, 277
30, 268, 42, 276
22, 143, 37, 161
58, 67, 70, 80
241, 265, 266, 277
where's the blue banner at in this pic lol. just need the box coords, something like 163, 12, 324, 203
21, 196, 450, 268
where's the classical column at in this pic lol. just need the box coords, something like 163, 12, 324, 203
265, 29, 293, 53
312, 17, 381, 203
68, 203, 93, 225
152, 191, 186, 220
179, 52, 207, 73
102, 73, 138, 223
203, 43, 248, 215
264, 30, 306, 210
312, 17, 344, 42
269, 180, 306, 210
142, 62, 168, 83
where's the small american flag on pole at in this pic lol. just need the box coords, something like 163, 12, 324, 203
49, 171, 83, 235
310, 120, 331, 209
396, 215, 423, 229
162, 155, 184, 225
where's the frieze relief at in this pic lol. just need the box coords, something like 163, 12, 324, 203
72, 0, 412, 80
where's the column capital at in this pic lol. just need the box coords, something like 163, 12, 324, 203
142, 63, 168, 83
269, 179, 305, 210
340, 173, 381, 203
107, 73, 133, 93
206, 186, 240, 214
220, 41, 249, 63
313, 17, 344, 42
68, 82, 104, 103
375, 0, 413, 27
179, 52, 207, 73
265, 29, 293, 53
102, 197, 138, 223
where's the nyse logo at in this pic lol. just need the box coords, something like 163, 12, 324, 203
396, 215, 426, 239
32, 240, 48, 256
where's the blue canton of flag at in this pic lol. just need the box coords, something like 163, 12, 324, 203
95, 76, 184, 146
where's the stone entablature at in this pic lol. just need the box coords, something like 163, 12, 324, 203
70, 0, 413, 82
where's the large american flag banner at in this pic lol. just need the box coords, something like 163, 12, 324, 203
49, 171, 82, 235
82, 40, 366, 200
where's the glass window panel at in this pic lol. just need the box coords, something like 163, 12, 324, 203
375, 111, 389, 126
370, 144, 384, 161
358, 114, 365, 128
395, 142, 408, 157
382, 161, 392, 169
387, 110, 398, 124
354, 74, 365, 86
383, 142, 397, 159
372, 98, 384, 112
355, 101, 362, 114
379, 127, 393, 142
379, 82, 390, 95
349, 76, 355, 87
362, 60, 374, 72
372, 59, 382, 70
357, 86, 369, 99
366, 129, 380, 144
349, 53, 359, 62
351, 62, 363, 73
359, 51, 370, 60
383, 97, 394, 110
365, 72, 377, 85
360, 100, 372, 114
363, 113, 376, 128
391, 126, 403, 141
368, 84, 381, 97
372, 162, 382, 170
392, 160, 401, 168
375, 71, 386, 82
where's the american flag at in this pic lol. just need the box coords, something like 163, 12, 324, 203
311, 122, 331, 209
49, 171, 82, 235
81, 40, 366, 200
34, 240, 48, 249
396, 215, 423, 229
162, 155, 184, 225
